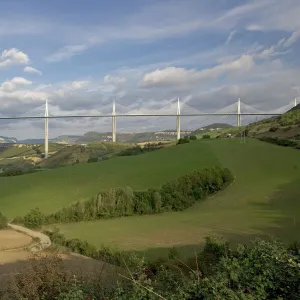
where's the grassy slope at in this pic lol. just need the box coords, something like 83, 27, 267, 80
0, 141, 217, 218
54, 139, 300, 257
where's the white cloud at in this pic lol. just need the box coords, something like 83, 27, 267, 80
282, 30, 300, 47
0, 48, 30, 68
142, 55, 254, 87
104, 75, 126, 86
45, 44, 88, 62
0, 77, 32, 92
24, 66, 42, 75
71, 81, 89, 89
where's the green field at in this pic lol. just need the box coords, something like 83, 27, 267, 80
1, 139, 300, 258
0, 140, 217, 218
54, 139, 300, 257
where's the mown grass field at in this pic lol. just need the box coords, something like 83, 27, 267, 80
1, 139, 300, 258
54, 139, 300, 258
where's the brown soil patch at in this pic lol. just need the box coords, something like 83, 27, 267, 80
0, 229, 32, 250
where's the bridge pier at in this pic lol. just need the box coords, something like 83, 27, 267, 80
176, 98, 181, 141
112, 101, 116, 142
44, 100, 49, 158
237, 98, 241, 127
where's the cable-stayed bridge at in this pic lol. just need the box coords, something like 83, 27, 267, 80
0, 98, 297, 119
0, 98, 297, 158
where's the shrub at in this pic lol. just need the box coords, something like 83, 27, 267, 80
202, 134, 210, 139
0, 212, 7, 229
189, 135, 197, 140
269, 126, 279, 132
87, 157, 98, 163
177, 138, 190, 144
24, 208, 45, 229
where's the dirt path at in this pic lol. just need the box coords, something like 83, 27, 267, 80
7, 223, 51, 251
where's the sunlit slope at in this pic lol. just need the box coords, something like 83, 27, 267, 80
0, 141, 218, 218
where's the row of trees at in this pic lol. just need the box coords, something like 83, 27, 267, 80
3, 236, 299, 299
21, 166, 233, 228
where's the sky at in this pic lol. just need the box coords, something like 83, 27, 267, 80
1, 0, 300, 138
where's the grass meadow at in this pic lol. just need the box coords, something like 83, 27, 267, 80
43, 139, 300, 258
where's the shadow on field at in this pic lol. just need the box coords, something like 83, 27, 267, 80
0, 252, 120, 289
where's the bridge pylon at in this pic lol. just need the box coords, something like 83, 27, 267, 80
237, 98, 241, 127
176, 98, 181, 141
112, 100, 116, 142
295, 98, 298, 107
44, 100, 49, 158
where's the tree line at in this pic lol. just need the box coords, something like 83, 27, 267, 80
18, 166, 234, 228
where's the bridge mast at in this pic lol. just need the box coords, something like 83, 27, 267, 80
176, 98, 181, 141
112, 100, 116, 142
44, 100, 49, 158
237, 98, 241, 127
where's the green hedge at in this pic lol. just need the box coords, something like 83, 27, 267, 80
22, 166, 233, 228
259, 136, 298, 148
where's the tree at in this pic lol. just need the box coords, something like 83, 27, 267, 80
0, 212, 7, 229
202, 134, 210, 139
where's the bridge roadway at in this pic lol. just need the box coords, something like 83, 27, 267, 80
0, 113, 281, 120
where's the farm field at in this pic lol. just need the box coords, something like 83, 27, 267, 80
52, 139, 300, 258
0, 140, 217, 219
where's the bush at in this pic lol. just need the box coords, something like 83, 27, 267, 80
0, 212, 7, 229
87, 157, 98, 163
24, 208, 45, 229
269, 126, 279, 132
202, 134, 210, 139
177, 138, 190, 144
259, 136, 298, 148
189, 135, 197, 140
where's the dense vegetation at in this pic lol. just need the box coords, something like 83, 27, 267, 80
118, 143, 163, 156
1, 237, 299, 299
259, 136, 299, 149
21, 166, 233, 228
0, 212, 7, 229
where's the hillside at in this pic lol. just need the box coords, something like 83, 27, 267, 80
38, 142, 130, 168
192, 123, 233, 135
246, 105, 300, 139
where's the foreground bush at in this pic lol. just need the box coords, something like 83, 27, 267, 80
0, 212, 7, 229
22, 166, 233, 228
2, 238, 299, 299
202, 134, 210, 139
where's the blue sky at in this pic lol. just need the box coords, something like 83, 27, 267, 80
1, 0, 300, 137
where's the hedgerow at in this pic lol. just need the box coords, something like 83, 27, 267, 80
21, 166, 233, 228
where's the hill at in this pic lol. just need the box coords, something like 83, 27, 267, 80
246, 105, 300, 139
192, 123, 233, 136
0, 138, 300, 258
52, 139, 300, 258
38, 142, 130, 168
